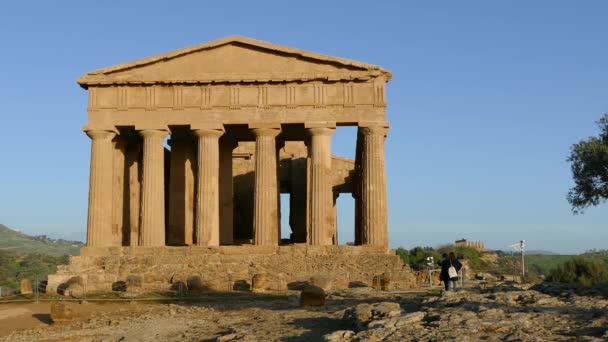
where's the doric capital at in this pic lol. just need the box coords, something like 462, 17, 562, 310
359, 125, 389, 137
306, 127, 335, 137
85, 130, 116, 140
250, 127, 281, 137
138, 129, 168, 139
193, 128, 225, 138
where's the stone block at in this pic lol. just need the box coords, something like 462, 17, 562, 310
65, 284, 85, 299
300, 285, 325, 307
381, 275, 391, 291
20, 278, 33, 294
187, 275, 208, 292
251, 274, 268, 292
323, 330, 355, 342
126, 274, 143, 290
51, 302, 80, 324
310, 274, 333, 291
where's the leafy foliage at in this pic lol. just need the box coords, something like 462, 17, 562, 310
396, 246, 440, 271
546, 256, 608, 286
0, 250, 69, 292
567, 113, 608, 213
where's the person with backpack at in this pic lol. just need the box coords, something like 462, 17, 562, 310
439, 252, 462, 291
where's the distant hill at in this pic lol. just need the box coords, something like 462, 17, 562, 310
0, 224, 83, 257
526, 250, 560, 256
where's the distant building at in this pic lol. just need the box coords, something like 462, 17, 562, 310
454, 238, 485, 252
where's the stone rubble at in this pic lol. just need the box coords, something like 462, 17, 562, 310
2, 283, 607, 341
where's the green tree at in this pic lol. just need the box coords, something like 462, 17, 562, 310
546, 256, 608, 286
567, 113, 608, 213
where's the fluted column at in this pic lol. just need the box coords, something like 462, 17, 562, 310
139, 129, 168, 247
306, 126, 335, 245
85, 130, 116, 247
251, 127, 281, 246
360, 125, 389, 248
194, 128, 224, 246
167, 130, 195, 246
219, 137, 238, 245
353, 130, 363, 245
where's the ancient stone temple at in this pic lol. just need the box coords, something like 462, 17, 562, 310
49, 36, 414, 292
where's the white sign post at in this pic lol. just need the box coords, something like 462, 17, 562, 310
508, 240, 526, 282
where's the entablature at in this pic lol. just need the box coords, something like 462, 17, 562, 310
87, 80, 386, 113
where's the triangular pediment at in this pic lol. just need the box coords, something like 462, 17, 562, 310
78, 36, 391, 87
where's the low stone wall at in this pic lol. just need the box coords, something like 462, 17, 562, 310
48, 245, 416, 294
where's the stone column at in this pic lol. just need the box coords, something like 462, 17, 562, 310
353, 131, 363, 245
194, 127, 224, 246
112, 134, 127, 246
360, 125, 389, 248
250, 127, 281, 246
167, 130, 195, 246
332, 191, 339, 244
219, 137, 238, 245
125, 137, 142, 246
306, 126, 335, 245
85, 129, 116, 247
139, 129, 168, 247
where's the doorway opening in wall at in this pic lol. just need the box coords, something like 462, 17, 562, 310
336, 194, 355, 245
280, 193, 291, 244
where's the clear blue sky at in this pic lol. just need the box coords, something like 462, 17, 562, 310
1, 1, 607, 254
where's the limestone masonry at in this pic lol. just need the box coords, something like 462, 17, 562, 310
48, 36, 414, 293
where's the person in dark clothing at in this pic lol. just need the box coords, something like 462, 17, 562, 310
438, 253, 450, 291
439, 252, 462, 291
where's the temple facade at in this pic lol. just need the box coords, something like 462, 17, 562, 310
80, 36, 390, 250
47, 37, 411, 293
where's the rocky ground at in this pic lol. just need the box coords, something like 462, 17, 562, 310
0, 283, 607, 341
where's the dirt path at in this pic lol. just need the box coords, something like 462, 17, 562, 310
0, 303, 52, 337
0, 296, 354, 342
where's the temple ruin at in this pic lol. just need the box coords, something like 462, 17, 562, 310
49, 36, 415, 292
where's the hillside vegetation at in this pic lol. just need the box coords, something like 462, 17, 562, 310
0, 224, 82, 257
0, 224, 82, 293
396, 245, 608, 285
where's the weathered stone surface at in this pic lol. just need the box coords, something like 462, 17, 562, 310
126, 274, 143, 292
251, 274, 267, 293
310, 274, 333, 291
19, 278, 33, 294
300, 285, 325, 307
65, 284, 84, 299
7, 283, 608, 341
186, 275, 208, 292
48, 246, 416, 293
50, 302, 80, 324
343, 302, 401, 331
475, 272, 498, 282
323, 330, 355, 342
380, 275, 391, 291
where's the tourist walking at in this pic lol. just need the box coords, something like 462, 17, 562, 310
439, 252, 462, 291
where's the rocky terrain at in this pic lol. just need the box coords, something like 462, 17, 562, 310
1, 283, 607, 341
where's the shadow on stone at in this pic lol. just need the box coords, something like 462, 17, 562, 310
38, 280, 48, 294
32, 313, 52, 325
348, 281, 368, 288
288, 281, 309, 291
187, 275, 211, 292
282, 317, 344, 342
233, 280, 251, 291
56, 283, 69, 296
170, 281, 187, 292
112, 281, 127, 292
